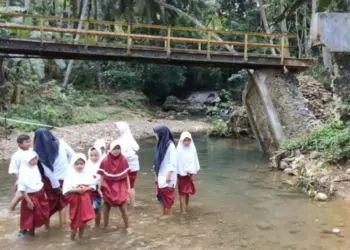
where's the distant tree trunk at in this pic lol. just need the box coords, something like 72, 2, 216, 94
302, 5, 308, 57
153, 0, 238, 54
24, 0, 30, 9
306, 0, 317, 56
280, 3, 290, 57
0, 57, 6, 111
6, 0, 11, 7
256, 0, 276, 55
93, 0, 104, 92
61, 0, 88, 88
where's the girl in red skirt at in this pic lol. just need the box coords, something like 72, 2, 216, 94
115, 122, 140, 213
176, 132, 200, 215
97, 140, 131, 232
153, 125, 177, 219
63, 153, 95, 240
17, 150, 49, 236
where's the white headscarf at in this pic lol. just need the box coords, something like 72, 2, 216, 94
115, 122, 140, 172
86, 147, 102, 184
18, 150, 43, 191
176, 132, 200, 176
94, 139, 107, 158
115, 122, 140, 153
63, 153, 95, 194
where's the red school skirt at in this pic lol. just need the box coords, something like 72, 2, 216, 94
128, 171, 138, 189
64, 190, 95, 230
20, 189, 50, 230
155, 181, 175, 209
43, 177, 65, 217
101, 178, 128, 207
177, 174, 196, 195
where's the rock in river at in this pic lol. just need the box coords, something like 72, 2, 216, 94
162, 96, 206, 114
314, 192, 328, 201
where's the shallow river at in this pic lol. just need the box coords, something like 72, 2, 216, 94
0, 135, 350, 249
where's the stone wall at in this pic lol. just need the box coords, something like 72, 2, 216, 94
332, 53, 350, 121
243, 69, 319, 152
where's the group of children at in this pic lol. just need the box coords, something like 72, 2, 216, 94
8, 122, 200, 240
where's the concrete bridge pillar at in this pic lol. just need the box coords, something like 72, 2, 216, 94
311, 13, 350, 121
243, 69, 319, 152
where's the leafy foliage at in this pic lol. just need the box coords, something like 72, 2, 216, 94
282, 120, 350, 161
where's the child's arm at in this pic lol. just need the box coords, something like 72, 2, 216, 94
68, 187, 84, 194
166, 143, 177, 182
8, 154, 20, 178
21, 191, 34, 209
17, 182, 34, 209
126, 175, 131, 192
98, 176, 104, 197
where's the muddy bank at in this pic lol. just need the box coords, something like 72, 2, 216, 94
0, 118, 208, 162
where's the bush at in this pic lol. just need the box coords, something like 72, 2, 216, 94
2, 78, 110, 131
207, 118, 228, 137
282, 120, 350, 161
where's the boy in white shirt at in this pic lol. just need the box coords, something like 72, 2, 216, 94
8, 134, 32, 212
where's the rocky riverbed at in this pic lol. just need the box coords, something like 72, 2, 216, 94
0, 118, 208, 162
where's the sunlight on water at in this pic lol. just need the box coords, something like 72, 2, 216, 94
0, 135, 350, 249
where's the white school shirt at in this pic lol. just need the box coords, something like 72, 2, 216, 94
41, 139, 74, 189
8, 148, 32, 175
157, 143, 178, 189
17, 165, 44, 194
123, 148, 140, 172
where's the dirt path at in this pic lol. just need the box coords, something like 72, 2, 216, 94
0, 118, 208, 162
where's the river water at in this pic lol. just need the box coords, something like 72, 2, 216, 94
0, 135, 350, 249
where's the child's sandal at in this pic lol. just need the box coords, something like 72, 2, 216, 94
15, 232, 26, 237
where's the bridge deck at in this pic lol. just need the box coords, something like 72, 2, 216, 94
0, 12, 316, 70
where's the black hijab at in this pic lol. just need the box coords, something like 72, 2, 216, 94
153, 125, 174, 176
34, 128, 59, 172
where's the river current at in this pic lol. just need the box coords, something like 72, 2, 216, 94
0, 135, 349, 249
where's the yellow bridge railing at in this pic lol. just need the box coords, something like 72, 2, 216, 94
0, 12, 297, 64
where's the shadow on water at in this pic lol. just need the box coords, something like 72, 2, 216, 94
0, 134, 350, 249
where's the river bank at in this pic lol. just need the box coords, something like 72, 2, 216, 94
0, 118, 208, 162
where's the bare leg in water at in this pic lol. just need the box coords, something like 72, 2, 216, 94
186, 194, 190, 206
103, 204, 111, 228
128, 188, 136, 215
78, 224, 89, 239
59, 207, 67, 227
9, 191, 22, 211
159, 204, 172, 220
119, 203, 130, 233
94, 208, 101, 227
71, 229, 77, 240
180, 195, 187, 215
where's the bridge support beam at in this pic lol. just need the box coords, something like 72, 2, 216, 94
243, 69, 319, 152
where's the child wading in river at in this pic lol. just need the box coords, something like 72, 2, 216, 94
115, 121, 140, 214
63, 153, 95, 240
153, 125, 177, 219
87, 147, 103, 227
8, 134, 32, 212
176, 132, 200, 215
17, 150, 49, 237
97, 140, 131, 233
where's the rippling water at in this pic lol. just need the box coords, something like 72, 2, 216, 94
0, 135, 350, 249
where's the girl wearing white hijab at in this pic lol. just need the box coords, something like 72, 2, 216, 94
17, 150, 49, 236
86, 147, 103, 226
115, 122, 140, 212
176, 132, 200, 215
94, 139, 107, 159
63, 153, 95, 240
